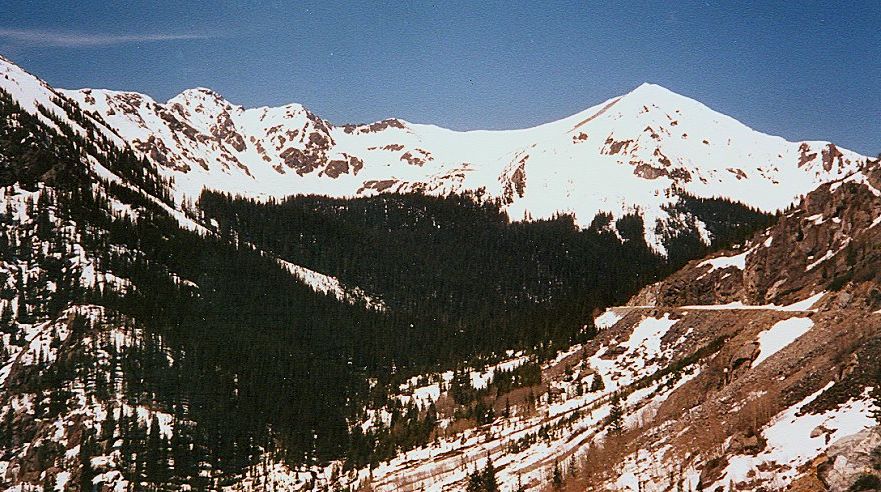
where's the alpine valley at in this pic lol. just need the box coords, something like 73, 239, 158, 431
0, 53, 878, 492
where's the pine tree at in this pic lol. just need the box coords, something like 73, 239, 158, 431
590, 373, 605, 392
79, 431, 96, 491
101, 405, 117, 453
871, 367, 881, 426
482, 458, 499, 492
466, 466, 484, 492
551, 460, 563, 490
609, 393, 624, 435
0, 302, 11, 330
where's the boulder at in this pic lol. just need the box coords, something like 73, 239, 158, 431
728, 431, 762, 454
818, 427, 881, 492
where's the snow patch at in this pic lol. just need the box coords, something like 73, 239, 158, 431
713, 385, 874, 490
699, 250, 748, 273
276, 259, 385, 310
594, 308, 625, 330
752, 317, 814, 368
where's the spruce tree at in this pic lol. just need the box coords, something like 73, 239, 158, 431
609, 393, 624, 435
590, 373, 605, 392
466, 467, 484, 492
79, 431, 96, 491
482, 458, 499, 492
871, 368, 881, 426
552, 460, 564, 490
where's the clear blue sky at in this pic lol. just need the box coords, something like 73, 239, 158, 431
2, 1, 879, 154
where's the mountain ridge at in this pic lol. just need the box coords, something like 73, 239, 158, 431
49, 58, 867, 251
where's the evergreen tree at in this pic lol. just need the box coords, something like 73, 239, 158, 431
590, 373, 605, 392
482, 458, 499, 492
466, 467, 484, 492
609, 393, 624, 435
101, 405, 117, 453
871, 367, 881, 426
551, 460, 564, 490
79, 431, 97, 491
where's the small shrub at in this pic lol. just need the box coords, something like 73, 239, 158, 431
828, 272, 853, 291
849, 473, 881, 491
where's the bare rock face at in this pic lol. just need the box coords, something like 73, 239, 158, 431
659, 263, 745, 307
698, 456, 729, 489
399, 148, 433, 167
341, 118, 406, 135
210, 111, 247, 152
602, 136, 634, 155
822, 144, 846, 172
727, 341, 760, 382
357, 179, 401, 194
501, 155, 528, 205
633, 162, 668, 180
642, 159, 881, 309
744, 169, 881, 305
818, 427, 881, 492
728, 431, 763, 455
799, 142, 819, 167
321, 155, 365, 178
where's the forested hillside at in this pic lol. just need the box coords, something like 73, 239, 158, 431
198, 191, 774, 363
0, 86, 434, 486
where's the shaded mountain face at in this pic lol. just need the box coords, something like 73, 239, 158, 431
63, 76, 867, 251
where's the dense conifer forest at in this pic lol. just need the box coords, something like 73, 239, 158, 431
197, 189, 774, 362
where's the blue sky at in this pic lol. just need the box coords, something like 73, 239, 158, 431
2, 1, 878, 154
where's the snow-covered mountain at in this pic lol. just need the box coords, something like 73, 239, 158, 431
2, 52, 880, 492
62, 73, 867, 250
0, 54, 381, 306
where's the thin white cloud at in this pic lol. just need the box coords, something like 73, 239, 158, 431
0, 28, 211, 48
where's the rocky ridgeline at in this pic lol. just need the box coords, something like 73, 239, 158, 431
633, 158, 881, 309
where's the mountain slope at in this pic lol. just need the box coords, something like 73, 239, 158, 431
0, 52, 876, 492
0, 55, 443, 489
62, 75, 868, 251
336, 157, 881, 492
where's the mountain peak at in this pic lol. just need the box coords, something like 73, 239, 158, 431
25, 51, 863, 246
633, 81, 668, 91
622, 82, 694, 105
168, 87, 230, 107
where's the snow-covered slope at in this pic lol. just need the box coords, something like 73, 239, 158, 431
0, 54, 377, 308
62, 76, 867, 249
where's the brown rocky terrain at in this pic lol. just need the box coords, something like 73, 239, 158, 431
633, 159, 881, 309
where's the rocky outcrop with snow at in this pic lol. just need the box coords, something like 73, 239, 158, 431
632, 157, 881, 308
0, 55, 377, 311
